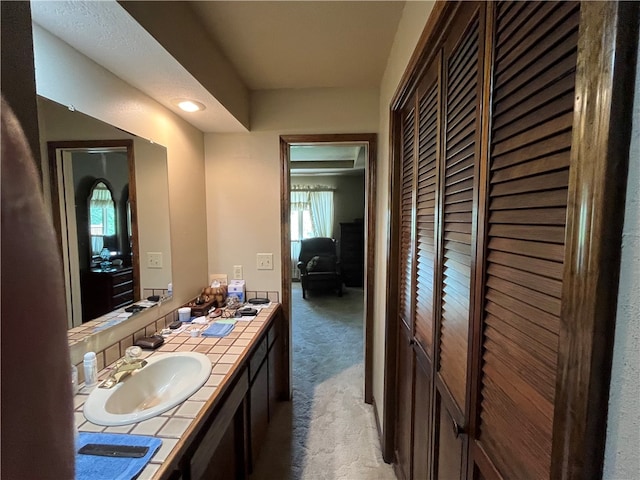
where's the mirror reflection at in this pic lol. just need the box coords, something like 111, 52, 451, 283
89, 180, 116, 257
38, 96, 173, 330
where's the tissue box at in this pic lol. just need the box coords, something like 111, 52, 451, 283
227, 280, 246, 303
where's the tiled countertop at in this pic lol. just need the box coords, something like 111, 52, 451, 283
73, 303, 280, 479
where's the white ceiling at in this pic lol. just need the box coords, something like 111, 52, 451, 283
290, 144, 367, 176
30, 0, 405, 133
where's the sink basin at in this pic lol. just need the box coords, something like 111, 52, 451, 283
83, 352, 212, 426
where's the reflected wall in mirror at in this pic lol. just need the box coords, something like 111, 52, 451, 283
38, 96, 173, 329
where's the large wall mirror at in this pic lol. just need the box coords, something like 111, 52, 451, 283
38, 96, 173, 330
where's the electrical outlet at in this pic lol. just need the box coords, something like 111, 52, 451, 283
233, 265, 243, 280
147, 252, 163, 269
256, 253, 273, 270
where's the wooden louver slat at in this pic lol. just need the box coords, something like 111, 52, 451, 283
477, 2, 580, 479
414, 81, 439, 357
438, 16, 479, 412
399, 107, 415, 327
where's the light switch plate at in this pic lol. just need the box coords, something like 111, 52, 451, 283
256, 253, 273, 270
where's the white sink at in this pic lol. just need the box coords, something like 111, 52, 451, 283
83, 352, 212, 426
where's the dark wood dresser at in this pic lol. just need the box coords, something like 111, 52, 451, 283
339, 222, 364, 287
81, 267, 134, 322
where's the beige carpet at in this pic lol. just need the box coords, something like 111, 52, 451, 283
250, 283, 396, 480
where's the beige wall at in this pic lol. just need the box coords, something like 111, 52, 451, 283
373, 1, 436, 428
32, 25, 208, 315
204, 88, 378, 292
603, 47, 640, 480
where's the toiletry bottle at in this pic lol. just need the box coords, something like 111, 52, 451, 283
167, 282, 173, 297
83, 352, 98, 389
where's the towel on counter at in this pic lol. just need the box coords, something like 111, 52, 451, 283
201, 321, 235, 337
76, 432, 162, 480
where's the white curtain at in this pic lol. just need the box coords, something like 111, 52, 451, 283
290, 188, 334, 279
290, 191, 309, 280
309, 191, 333, 237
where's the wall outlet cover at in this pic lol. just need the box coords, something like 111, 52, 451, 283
233, 265, 243, 280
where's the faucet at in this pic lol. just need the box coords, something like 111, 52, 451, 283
99, 346, 147, 389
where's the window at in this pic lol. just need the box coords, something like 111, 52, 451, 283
89, 181, 116, 255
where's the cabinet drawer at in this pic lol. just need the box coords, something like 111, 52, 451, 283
111, 269, 133, 284
112, 280, 133, 296
113, 291, 134, 309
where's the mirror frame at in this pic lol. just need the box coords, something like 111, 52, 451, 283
47, 139, 141, 326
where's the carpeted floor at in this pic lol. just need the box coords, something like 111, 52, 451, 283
250, 283, 396, 480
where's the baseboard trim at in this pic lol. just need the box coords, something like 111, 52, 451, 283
372, 396, 391, 465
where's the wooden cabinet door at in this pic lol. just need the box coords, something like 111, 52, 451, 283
468, 2, 580, 479
396, 323, 415, 480
412, 350, 433, 480
394, 97, 416, 480
433, 3, 484, 478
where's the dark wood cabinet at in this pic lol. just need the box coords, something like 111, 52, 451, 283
339, 222, 364, 287
186, 308, 288, 480
80, 267, 134, 321
387, 1, 637, 479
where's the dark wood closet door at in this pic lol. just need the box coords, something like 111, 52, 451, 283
414, 57, 441, 361
395, 104, 417, 480
432, 6, 484, 479
469, 2, 580, 479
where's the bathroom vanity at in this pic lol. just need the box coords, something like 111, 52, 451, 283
73, 304, 288, 479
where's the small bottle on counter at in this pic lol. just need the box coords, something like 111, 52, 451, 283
83, 352, 98, 389
167, 282, 173, 297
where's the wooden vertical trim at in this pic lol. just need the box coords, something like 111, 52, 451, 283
462, 3, 490, 476
48, 142, 64, 257
551, 2, 639, 479
467, 0, 493, 450
127, 142, 140, 302
383, 109, 403, 462
432, 48, 445, 480
365, 136, 378, 404
278, 137, 293, 400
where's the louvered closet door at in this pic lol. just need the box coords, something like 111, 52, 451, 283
436, 5, 481, 416
434, 4, 484, 478
471, 2, 580, 479
395, 105, 416, 480
414, 62, 440, 360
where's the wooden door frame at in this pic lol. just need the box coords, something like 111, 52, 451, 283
381, 0, 639, 476
48, 139, 139, 327
279, 133, 377, 403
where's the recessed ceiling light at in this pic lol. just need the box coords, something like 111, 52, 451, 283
172, 99, 206, 112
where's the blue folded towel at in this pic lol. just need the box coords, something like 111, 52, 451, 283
76, 432, 162, 480
201, 322, 235, 337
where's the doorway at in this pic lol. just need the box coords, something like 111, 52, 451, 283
48, 139, 139, 328
279, 133, 377, 402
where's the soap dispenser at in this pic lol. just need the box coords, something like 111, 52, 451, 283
83, 352, 98, 389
